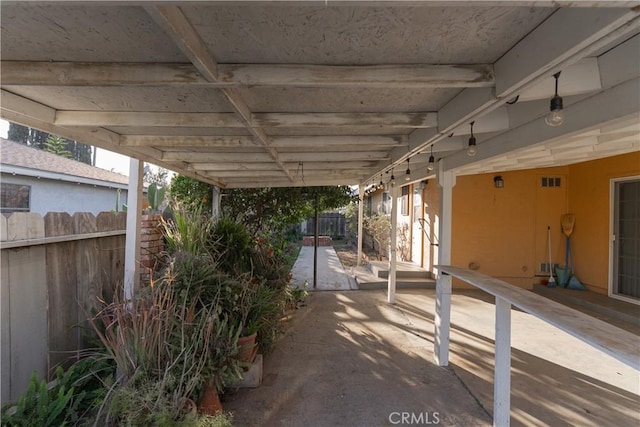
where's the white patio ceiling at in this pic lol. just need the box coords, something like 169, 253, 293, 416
1, 1, 638, 188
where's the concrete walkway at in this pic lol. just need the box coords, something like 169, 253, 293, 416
225, 246, 639, 426
225, 289, 639, 427
289, 246, 355, 291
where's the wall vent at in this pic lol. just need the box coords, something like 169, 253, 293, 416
541, 177, 561, 188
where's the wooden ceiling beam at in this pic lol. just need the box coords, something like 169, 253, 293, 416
188, 160, 379, 171
253, 112, 437, 128
1, 61, 493, 88
146, 4, 294, 182
165, 150, 389, 163
55, 111, 436, 129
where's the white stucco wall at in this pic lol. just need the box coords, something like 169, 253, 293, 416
1, 174, 128, 216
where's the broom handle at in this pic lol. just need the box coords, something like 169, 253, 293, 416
548, 226, 554, 281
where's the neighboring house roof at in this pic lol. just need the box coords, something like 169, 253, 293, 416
0, 137, 129, 188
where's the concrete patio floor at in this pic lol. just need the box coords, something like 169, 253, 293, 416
289, 246, 356, 291
224, 289, 639, 427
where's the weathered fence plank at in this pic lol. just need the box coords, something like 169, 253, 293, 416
45, 212, 78, 370
73, 213, 99, 350
97, 212, 126, 303
2, 211, 127, 403
3, 213, 47, 403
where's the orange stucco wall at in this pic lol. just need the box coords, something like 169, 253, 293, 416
448, 152, 639, 291
568, 152, 640, 294
451, 167, 570, 288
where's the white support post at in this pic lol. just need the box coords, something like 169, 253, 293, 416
124, 158, 143, 300
434, 163, 455, 366
494, 297, 512, 427
357, 185, 364, 266
211, 185, 220, 217
388, 185, 398, 304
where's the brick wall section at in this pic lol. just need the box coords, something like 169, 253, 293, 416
140, 214, 164, 285
302, 236, 333, 246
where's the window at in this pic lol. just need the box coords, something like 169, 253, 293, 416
1, 183, 31, 213
366, 195, 372, 214
401, 186, 410, 216
381, 192, 390, 214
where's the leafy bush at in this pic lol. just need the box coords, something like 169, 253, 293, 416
1, 356, 115, 427
209, 216, 253, 275
87, 278, 242, 425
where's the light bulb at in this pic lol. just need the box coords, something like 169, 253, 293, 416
405, 169, 411, 181
390, 174, 395, 187
427, 154, 435, 172
545, 109, 564, 127
467, 134, 477, 157
545, 74, 564, 127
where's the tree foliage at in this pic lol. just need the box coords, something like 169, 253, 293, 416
169, 174, 213, 212
143, 165, 169, 186
168, 175, 355, 233
8, 122, 93, 165
44, 135, 72, 158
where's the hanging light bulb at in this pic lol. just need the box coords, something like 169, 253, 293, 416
377, 174, 384, 190
467, 121, 477, 157
545, 71, 564, 127
427, 145, 435, 172
390, 169, 396, 187
405, 158, 411, 181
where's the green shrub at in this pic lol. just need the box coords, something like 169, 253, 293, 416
209, 216, 253, 275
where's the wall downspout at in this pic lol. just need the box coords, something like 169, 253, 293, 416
434, 162, 455, 366
124, 158, 143, 300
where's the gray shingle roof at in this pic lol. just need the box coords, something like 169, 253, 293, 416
0, 137, 129, 185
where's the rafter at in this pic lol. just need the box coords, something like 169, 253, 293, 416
188, 160, 380, 171
55, 111, 437, 129
145, 4, 294, 182
253, 113, 437, 128
0, 61, 494, 89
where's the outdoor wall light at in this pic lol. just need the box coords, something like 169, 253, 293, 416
405, 158, 411, 181
545, 71, 564, 127
467, 121, 477, 157
427, 145, 435, 172
419, 180, 427, 190
494, 175, 504, 188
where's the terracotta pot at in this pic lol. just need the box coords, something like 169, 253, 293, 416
179, 397, 198, 416
199, 379, 223, 416
237, 332, 258, 365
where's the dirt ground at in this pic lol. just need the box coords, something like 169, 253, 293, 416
333, 240, 387, 269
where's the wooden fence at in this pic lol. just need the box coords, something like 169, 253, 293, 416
306, 213, 347, 237
1, 211, 126, 404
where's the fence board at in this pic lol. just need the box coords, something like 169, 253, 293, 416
96, 212, 126, 303
4, 213, 47, 402
73, 213, 99, 350
45, 212, 77, 370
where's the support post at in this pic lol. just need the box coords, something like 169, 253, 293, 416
434, 163, 455, 366
494, 297, 512, 427
313, 191, 319, 289
124, 158, 143, 300
388, 184, 398, 304
357, 185, 364, 266
211, 185, 220, 217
